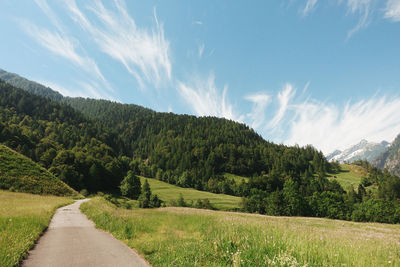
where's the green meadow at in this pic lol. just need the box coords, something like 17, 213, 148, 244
82, 197, 400, 267
328, 164, 367, 190
138, 176, 241, 210
0, 190, 73, 267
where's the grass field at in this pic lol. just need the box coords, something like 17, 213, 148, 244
0, 144, 78, 196
327, 164, 368, 190
82, 197, 400, 267
0, 190, 73, 267
223, 173, 249, 183
138, 176, 241, 210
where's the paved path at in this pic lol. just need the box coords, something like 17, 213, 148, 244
22, 199, 149, 267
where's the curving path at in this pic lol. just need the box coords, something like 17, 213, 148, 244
22, 199, 149, 267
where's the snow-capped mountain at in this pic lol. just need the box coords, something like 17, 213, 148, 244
326, 139, 390, 163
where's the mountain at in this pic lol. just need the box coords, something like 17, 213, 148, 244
0, 144, 78, 196
0, 68, 63, 101
373, 134, 400, 176
326, 139, 390, 163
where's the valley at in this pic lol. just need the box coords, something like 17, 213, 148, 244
1, 1, 400, 265
0, 69, 400, 266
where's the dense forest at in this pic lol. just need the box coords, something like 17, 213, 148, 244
0, 72, 400, 224
0, 81, 125, 192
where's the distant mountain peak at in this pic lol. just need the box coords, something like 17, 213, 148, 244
326, 139, 390, 163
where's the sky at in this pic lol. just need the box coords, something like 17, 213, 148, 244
1, 0, 400, 155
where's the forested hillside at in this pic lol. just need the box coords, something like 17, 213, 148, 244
62, 97, 330, 189
0, 69, 63, 101
0, 81, 125, 192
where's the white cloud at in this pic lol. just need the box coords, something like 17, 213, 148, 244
36, 80, 74, 97
22, 0, 115, 100
268, 83, 296, 129
193, 21, 203, 25
20, 21, 104, 80
384, 0, 400, 22
36, 80, 118, 101
245, 93, 271, 130
344, 0, 372, 39
34, 0, 63, 31
280, 92, 400, 154
177, 74, 242, 121
302, 0, 318, 16
65, 0, 172, 89
300, 0, 374, 38
198, 43, 205, 59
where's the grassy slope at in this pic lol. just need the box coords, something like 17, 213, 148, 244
327, 164, 368, 190
223, 173, 249, 183
82, 197, 400, 267
0, 190, 73, 267
0, 144, 79, 196
139, 176, 241, 210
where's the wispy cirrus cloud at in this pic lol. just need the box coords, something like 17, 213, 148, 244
285, 93, 400, 154
343, 0, 373, 39
299, 0, 381, 38
37, 80, 102, 99
20, 0, 114, 99
177, 74, 242, 122
33, 0, 64, 31
65, 0, 172, 89
301, 0, 318, 16
198, 43, 205, 59
384, 0, 400, 22
268, 83, 296, 130
245, 93, 271, 130
260, 83, 400, 154
20, 21, 104, 81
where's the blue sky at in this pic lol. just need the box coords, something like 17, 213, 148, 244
1, 0, 400, 154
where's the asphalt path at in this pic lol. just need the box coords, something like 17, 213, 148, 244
22, 199, 149, 267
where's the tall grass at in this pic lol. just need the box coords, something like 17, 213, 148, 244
0, 190, 73, 267
82, 197, 400, 266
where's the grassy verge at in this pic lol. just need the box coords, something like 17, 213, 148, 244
81, 197, 400, 267
138, 176, 241, 210
0, 190, 73, 267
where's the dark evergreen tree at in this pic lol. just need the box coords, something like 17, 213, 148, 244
120, 171, 141, 199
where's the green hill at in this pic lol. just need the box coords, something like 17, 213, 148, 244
327, 164, 367, 190
139, 176, 241, 210
0, 144, 78, 196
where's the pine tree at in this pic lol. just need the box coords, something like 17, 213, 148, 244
120, 171, 141, 199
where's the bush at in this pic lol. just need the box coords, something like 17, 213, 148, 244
80, 189, 89, 197
195, 198, 214, 210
